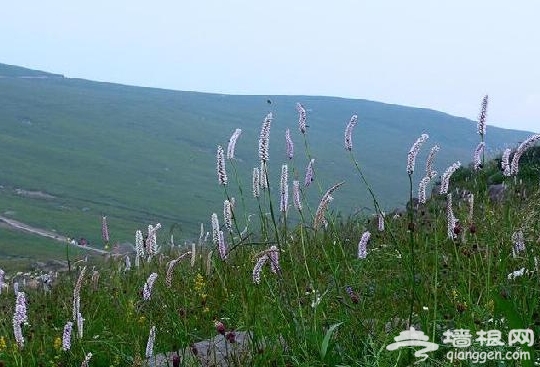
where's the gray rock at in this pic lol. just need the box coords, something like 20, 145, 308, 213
488, 183, 506, 203
148, 331, 285, 367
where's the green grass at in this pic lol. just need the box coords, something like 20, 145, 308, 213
0, 111, 539, 366
0, 63, 533, 257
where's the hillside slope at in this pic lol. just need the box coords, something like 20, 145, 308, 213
0, 63, 533, 249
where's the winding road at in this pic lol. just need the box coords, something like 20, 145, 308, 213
0, 215, 108, 255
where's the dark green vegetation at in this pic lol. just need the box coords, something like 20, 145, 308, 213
0, 62, 532, 265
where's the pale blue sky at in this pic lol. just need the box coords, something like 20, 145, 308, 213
1, 1, 539, 132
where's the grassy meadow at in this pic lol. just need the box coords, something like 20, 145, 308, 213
0, 102, 539, 366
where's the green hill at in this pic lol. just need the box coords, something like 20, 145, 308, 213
0, 63, 533, 259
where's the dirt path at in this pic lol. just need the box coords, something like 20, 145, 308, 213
0, 215, 108, 255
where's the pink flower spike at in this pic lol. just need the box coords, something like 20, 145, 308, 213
280, 164, 288, 213
304, 159, 315, 187
358, 232, 370, 259
296, 103, 307, 133
407, 134, 429, 175
285, 128, 294, 159
216, 145, 228, 185
473, 142, 485, 171
477, 95, 488, 137
268, 245, 280, 273
101, 215, 109, 243
344, 114, 358, 151
226, 129, 242, 159
258, 113, 272, 163
253, 254, 269, 284
292, 180, 302, 211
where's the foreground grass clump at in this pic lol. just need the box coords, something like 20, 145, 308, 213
0, 101, 539, 366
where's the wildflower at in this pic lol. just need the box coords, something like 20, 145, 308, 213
378, 211, 385, 232
252, 254, 268, 284
223, 200, 232, 232
194, 273, 206, 295
206, 251, 213, 276
62, 321, 73, 351
215, 320, 226, 335
507, 267, 526, 280
280, 164, 288, 213
510, 134, 540, 175
260, 161, 268, 190
292, 180, 302, 211
73, 266, 86, 324
226, 331, 236, 343
13, 291, 27, 348
218, 230, 227, 260
477, 95, 488, 137
345, 286, 359, 304
344, 114, 358, 151
406, 133, 429, 175
125, 255, 131, 271
252, 167, 260, 198
446, 194, 457, 240
473, 142, 485, 171
425, 145, 440, 177
313, 182, 344, 229
417, 175, 432, 204
467, 194, 474, 224
211, 213, 220, 245
439, 161, 461, 194
76, 312, 84, 339
304, 158, 315, 187
501, 148, 512, 176
143, 273, 158, 301
166, 252, 191, 287
146, 326, 156, 358
145, 223, 161, 257
216, 145, 228, 185
310, 289, 324, 308
191, 242, 197, 267
135, 230, 144, 264
226, 128, 242, 159
296, 102, 307, 133
358, 231, 370, 259
0, 268, 4, 295
285, 128, 294, 159
258, 113, 272, 163
80, 352, 93, 367
53, 336, 62, 351
268, 245, 280, 273
101, 215, 109, 243
511, 230, 525, 258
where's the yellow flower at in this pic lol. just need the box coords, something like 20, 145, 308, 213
194, 273, 206, 294
127, 299, 135, 317
53, 337, 62, 351
0, 336, 7, 352
485, 299, 495, 314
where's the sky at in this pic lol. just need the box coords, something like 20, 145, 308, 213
1, 0, 539, 132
